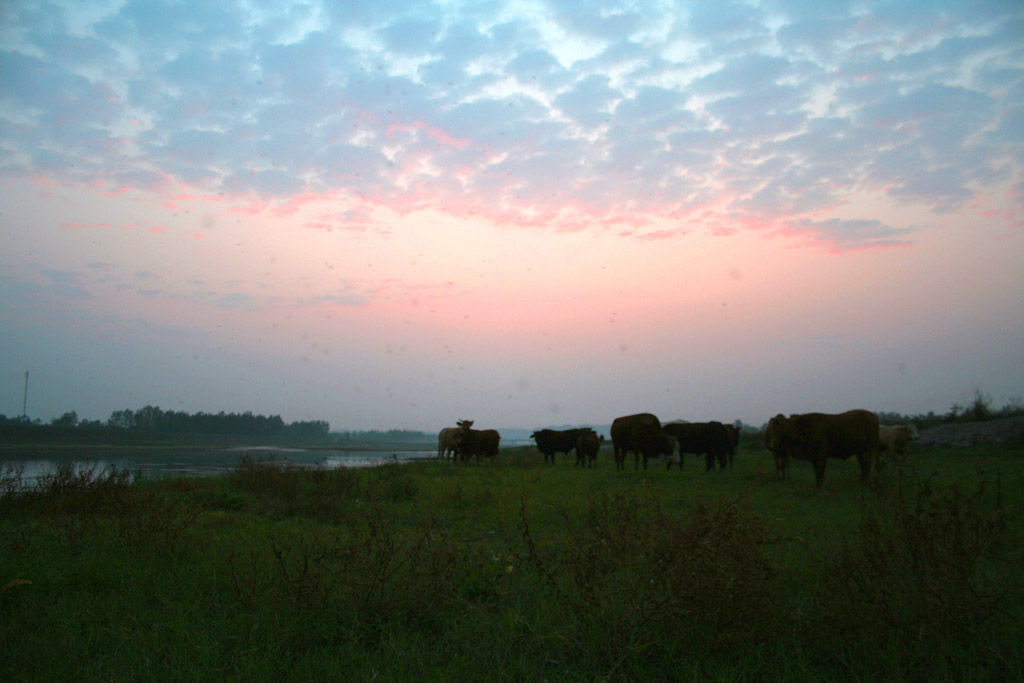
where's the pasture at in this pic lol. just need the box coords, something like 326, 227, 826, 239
1, 440, 1022, 681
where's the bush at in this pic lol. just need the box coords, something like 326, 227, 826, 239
808, 475, 1015, 679
220, 504, 469, 647
229, 456, 365, 522
516, 487, 778, 670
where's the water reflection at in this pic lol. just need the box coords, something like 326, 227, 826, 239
2, 447, 435, 488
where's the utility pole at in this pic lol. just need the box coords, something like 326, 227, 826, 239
22, 371, 28, 419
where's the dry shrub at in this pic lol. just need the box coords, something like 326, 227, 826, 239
7, 462, 201, 558
518, 487, 778, 667
810, 475, 1017, 679
230, 456, 367, 522
250, 504, 465, 640
504, 448, 539, 469
110, 486, 201, 560
364, 457, 418, 503
30, 462, 137, 554
299, 466, 362, 521
0, 462, 26, 500
444, 483, 495, 507
34, 461, 137, 509
230, 455, 304, 498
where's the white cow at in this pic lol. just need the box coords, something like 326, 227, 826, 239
878, 424, 917, 461
438, 427, 459, 459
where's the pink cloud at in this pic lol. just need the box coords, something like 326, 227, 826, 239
385, 120, 469, 148
424, 125, 469, 148
637, 230, 679, 240
306, 209, 373, 232
269, 194, 317, 217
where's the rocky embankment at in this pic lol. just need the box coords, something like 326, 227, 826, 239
916, 416, 1024, 448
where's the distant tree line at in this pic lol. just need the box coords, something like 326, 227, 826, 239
3, 390, 1021, 441
753, 390, 1024, 433
0, 406, 329, 440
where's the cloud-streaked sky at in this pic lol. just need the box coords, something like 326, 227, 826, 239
2, 0, 1022, 431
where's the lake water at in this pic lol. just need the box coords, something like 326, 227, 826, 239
0, 445, 437, 488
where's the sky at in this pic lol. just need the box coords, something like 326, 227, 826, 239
1, 0, 1022, 433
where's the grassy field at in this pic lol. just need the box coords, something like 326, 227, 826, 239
1, 440, 1022, 681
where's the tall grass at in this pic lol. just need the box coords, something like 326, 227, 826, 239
516, 488, 778, 674
0, 445, 1021, 681
808, 473, 1017, 680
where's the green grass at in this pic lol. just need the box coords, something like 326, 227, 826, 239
1, 443, 1022, 681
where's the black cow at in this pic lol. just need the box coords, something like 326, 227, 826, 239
610, 413, 676, 470
531, 428, 587, 464
575, 429, 604, 468
663, 422, 733, 472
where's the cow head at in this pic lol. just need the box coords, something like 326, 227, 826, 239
457, 419, 474, 430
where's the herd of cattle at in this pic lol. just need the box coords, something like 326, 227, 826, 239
438, 410, 919, 487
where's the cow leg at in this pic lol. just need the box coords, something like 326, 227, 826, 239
775, 453, 788, 479
812, 458, 827, 487
704, 453, 714, 472
858, 450, 872, 482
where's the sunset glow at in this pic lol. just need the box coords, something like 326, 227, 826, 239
1, 1, 1022, 431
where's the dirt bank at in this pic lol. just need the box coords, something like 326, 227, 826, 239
916, 416, 1024, 447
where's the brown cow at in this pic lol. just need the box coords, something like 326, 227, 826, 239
766, 410, 879, 487
610, 413, 676, 470
454, 419, 501, 463
575, 429, 604, 468
764, 417, 789, 479
878, 424, 917, 462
